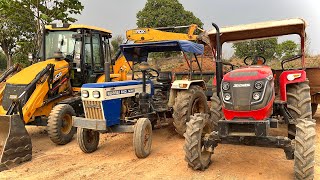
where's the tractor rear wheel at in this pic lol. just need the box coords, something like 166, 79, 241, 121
48, 104, 77, 145
133, 118, 152, 158
294, 118, 316, 180
184, 113, 212, 170
77, 128, 100, 153
286, 82, 312, 139
311, 103, 318, 117
173, 85, 208, 136
210, 92, 223, 131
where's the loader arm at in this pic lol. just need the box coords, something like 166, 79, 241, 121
126, 24, 202, 43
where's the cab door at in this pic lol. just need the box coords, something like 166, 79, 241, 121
83, 31, 105, 83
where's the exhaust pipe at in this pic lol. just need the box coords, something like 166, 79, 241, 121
0, 115, 32, 171
211, 23, 223, 97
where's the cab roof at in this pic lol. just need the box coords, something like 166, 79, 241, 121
208, 18, 306, 45
45, 24, 112, 34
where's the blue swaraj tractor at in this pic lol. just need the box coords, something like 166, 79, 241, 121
73, 40, 209, 158
184, 19, 316, 179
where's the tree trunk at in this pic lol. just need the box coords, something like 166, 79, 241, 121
2, 46, 12, 70
7, 55, 12, 69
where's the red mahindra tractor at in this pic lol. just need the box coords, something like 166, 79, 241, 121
184, 18, 316, 179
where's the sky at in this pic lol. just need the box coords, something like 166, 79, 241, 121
75, 0, 320, 56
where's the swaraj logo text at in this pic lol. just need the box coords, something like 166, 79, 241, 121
107, 89, 135, 96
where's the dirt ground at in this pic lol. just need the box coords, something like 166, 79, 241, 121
0, 112, 320, 180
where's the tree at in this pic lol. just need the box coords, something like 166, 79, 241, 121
0, 0, 83, 69
276, 40, 298, 60
232, 38, 278, 60
137, 0, 203, 29
111, 35, 125, 56
0, 50, 7, 70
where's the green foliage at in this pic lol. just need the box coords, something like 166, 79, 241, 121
232, 38, 278, 60
137, 0, 203, 29
276, 40, 298, 60
0, 0, 83, 69
232, 38, 300, 61
111, 35, 125, 56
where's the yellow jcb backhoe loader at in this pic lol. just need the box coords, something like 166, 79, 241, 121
0, 23, 123, 171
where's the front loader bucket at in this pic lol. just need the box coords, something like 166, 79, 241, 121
0, 115, 32, 171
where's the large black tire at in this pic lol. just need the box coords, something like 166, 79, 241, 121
210, 92, 224, 130
286, 82, 312, 139
133, 118, 152, 158
47, 104, 77, 145
77, 128, 100, 153
311, 103, 318, 117
173, 85, 208, 136
184, 113, 212, 170
294, 118, 316, 180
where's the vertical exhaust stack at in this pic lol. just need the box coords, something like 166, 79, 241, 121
212, 23, 223, 97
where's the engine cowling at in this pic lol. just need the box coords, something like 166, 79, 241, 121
221, 66, 275, 120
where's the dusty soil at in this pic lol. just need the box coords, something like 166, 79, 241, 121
1, 113, 320, 179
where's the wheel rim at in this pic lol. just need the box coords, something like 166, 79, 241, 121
191, 97, 205, 115
85, 129, 96, 144
143, 124, 151, 150
61, 114, 72, 134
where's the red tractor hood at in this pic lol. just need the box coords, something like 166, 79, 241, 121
224, 65, 273, 81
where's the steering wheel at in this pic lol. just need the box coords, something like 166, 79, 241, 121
244, 55, 266, 65
133, 68, 159, 80
146, 68, 159, 79
281, 54, 303, 70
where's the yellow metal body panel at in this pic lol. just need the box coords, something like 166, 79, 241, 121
2, 59, 70, 123
45, 24, 112, 34
7, 59, 69, 85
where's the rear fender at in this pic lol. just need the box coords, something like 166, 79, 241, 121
171, 80, 206, 90
279, 70, 307, 101
168, 80, 206, 107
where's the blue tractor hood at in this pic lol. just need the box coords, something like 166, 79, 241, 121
82, 80, 152, 88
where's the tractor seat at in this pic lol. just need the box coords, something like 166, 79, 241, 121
154, 71, 172, 90
157, 71, 172, 83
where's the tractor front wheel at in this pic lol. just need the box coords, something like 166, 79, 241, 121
47, 104, 77, 145
133, 118, 152, 158
184, 113, 212, 170
173, 85, 208, 136
77, 128, 100, 153
294, 118, 316, 180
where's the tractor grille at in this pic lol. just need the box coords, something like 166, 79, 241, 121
232, 86, 252, 110
83, 101, 104, 120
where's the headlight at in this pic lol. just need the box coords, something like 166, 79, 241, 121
222, 82, 230, 91
81, 90, 89, 98
92, 91, 100, 98
224, 93, 231, 101
252, 92, 261, 100
254, 81, 263, 90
